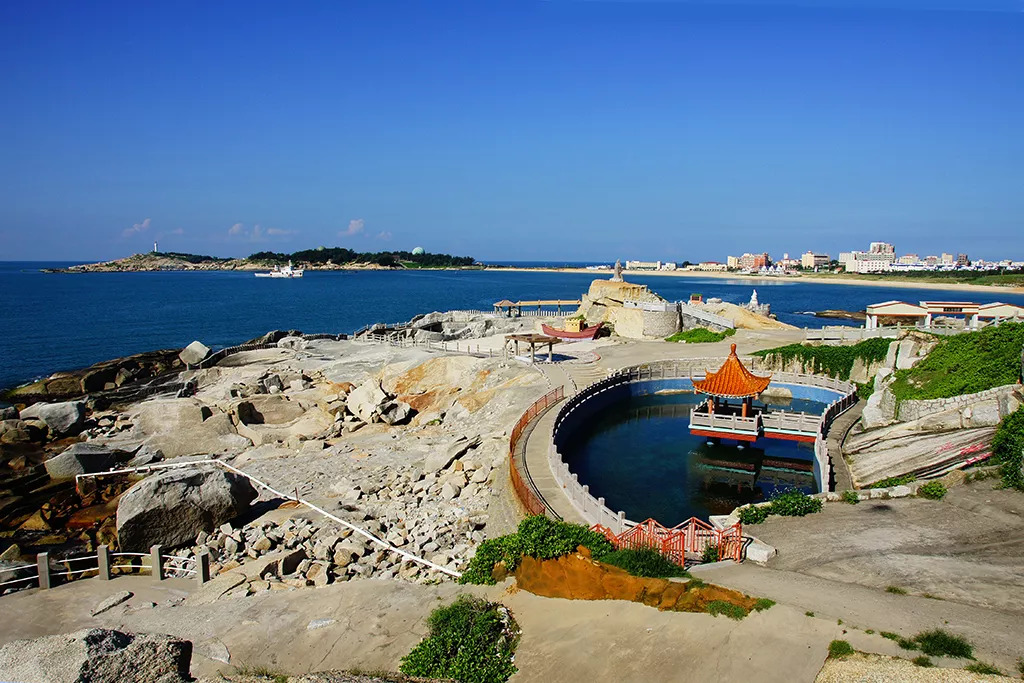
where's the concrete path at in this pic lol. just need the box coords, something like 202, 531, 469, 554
519, 398, 585, 524
827, 400, 862, 492
0, 573, 844, 683
692, 562, 1024, 673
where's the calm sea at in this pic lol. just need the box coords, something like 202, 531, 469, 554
3, 261, 1024, 392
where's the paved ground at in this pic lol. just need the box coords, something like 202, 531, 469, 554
0, 572, 847, 683
747, 481, 1024, 615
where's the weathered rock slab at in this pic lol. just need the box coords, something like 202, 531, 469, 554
18, 400, 86, 436
45, 443, 122, 482
0, 628, 192, 683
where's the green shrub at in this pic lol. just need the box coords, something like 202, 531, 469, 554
964, 662, 1002, 675
805, 611, 815, 617
993, 407, 1024, 490
738, 505, 769, 524
867, 474, 916, 489
751, 338, 892, 380
828, 640, 855, 659
458, 516, 614, 585
880, 631, 919, 650
768, 490, 823, 517
917, 481, 947, 500
879, 631, 901, 642
912, 629, 974, 659
700, 543, 720, 563
885, 586, 907, 595
841, 490, 860, 505
889, 322, 1024, 402
400, 596, 519, 683
912, 656, 934, 667
705, 600, 749, 620
752, 598, 775, 612
665, 327, 736, 344
600, 547, 688, 578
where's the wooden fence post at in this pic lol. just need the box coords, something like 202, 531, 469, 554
97, 545, 111, 580
37, 552, 51, 590
151, 545, 165, 581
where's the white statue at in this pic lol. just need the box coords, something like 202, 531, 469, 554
749, 289, 759, 308
611, 259, 623, 282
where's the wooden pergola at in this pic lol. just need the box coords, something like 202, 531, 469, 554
493, 299, 582, 317
505, 333, 561, 363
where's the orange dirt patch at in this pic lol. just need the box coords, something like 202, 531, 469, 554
514, 548, 756, 614
397, 388, 459, 414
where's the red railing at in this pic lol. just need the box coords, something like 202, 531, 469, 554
508, 386, 566, 517
592, 516, 744, 565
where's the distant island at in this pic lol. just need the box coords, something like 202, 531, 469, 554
44, 248, 479, 273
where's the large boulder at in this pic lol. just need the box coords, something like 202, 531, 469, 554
0, 628, 192, 683
0, 419, 34, 444
346, 379, 389, 423
18, 400, 86, 436
116, 467, 257, 551
131, 398, 251, 458
45, 443, 124, 481
178, 340, 210, 366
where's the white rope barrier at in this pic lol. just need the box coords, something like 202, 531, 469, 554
77, 458, 461, 579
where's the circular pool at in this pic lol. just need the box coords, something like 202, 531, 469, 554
559, 389, 830, 526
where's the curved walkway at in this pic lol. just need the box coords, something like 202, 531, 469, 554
519, 398, 585, 524
827, 400, 862, 492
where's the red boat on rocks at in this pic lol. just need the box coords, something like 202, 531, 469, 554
541, 321, 603, 340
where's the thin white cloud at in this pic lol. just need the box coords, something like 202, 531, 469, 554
376, 231, 393, 241
122, 218, 151, 238
228, 223, 294, 242
340, 218, 365, 237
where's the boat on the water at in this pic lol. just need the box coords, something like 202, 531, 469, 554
255, 260, 304, 278
541, 321, 603, 340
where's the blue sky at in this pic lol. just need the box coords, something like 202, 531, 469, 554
0, 0, 1021, 263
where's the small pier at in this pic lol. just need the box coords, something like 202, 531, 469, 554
493, 299, 581, 316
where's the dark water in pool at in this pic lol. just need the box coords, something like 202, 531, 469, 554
561, 392, 825, 525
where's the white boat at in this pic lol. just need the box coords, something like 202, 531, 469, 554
255, 260, 304, 278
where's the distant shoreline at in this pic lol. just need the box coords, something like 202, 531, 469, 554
482, 266, 1024, 295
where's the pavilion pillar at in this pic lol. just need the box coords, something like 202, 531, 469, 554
530, 344, 535, 364
742, 398, 748, 418
925, 313, 933, 328
548, 342, 553, 362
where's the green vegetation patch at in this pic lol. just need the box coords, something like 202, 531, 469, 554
913, 656, 934, 667
917, 481, 947, 500
666, 327, 736, 343
738, 490, 823, 524
705, 600, 749, 620
964, 661, 1003, 675
841, 490, 860, 504
828, 640, 855, 659
400, 596, 519, 683
889, 322, 1024, 402
249, 247, 475, 269
885, 586, 907, 595
459, 516, 614, 585
912, 629, 974, 659
752, 598, 776, 612
751, 338, 891, 380
600, 547, 689, 578
993, 407, 1024, 491
867, 474, 916, 489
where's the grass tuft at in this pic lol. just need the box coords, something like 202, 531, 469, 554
964, 662, 1002, 675
600, 547, 689, 578
752, 598, 775, 612
828, 640, 855, 659
885, 586, 908, 595
912, 656, 934, 667
705, 600, 749, 620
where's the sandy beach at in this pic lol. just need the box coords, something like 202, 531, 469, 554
484, 266, 1024, 295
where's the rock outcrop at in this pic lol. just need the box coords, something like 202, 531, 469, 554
44, 443, 125, 482
131, 398, 251, 458
345, 379, 413, 426
116, 467, 258, 551
18, 400, 86, 436
0, 628, 192, 683
178, 340, 210, 366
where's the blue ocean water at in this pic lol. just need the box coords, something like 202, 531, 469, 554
3, 261, 1024, 391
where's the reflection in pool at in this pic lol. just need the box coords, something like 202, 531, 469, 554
561, 392, 827, 525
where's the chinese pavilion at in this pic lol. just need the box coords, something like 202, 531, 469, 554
689, 344, 772, 441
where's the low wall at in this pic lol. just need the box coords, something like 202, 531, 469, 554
897, 383, 1022, 425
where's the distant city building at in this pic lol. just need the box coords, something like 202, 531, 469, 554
869, 242, 895, 255
801, 252, 830, 269
898, 254, 918, 265
696, 261, 728, 272
625, 260, 661, 270
941, 253, 955, 265
925, 255, 939, 266
726, 255, 740, 269
957, 253, 969, 266
777, 257, 802, 270
738, 252, 770, 270
841, 242, 896, 273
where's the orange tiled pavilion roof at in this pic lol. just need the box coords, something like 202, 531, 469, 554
693, 343, 772, 398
